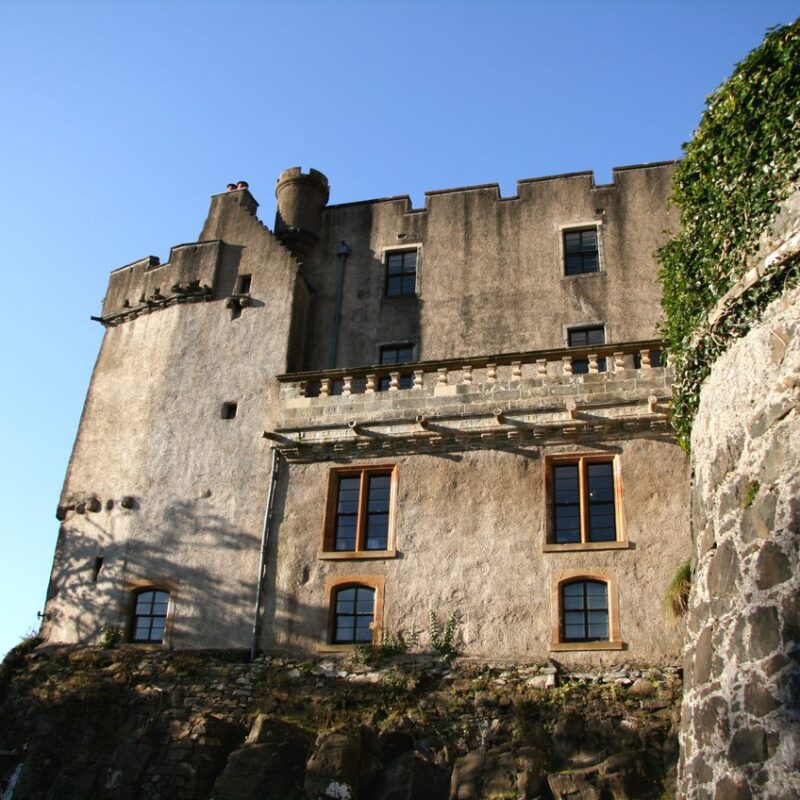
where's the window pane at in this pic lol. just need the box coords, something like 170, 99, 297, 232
568, 330, 587, 347
572, 358, 589, 374
587, 328, 605, 345
334, 621, 355, 643
587, 464, 616, 541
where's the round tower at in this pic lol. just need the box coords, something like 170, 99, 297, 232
274, 167, 330, 258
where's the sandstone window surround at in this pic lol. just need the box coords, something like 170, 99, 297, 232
542, 453, 628, 552
125, 580, 178, 647
382, 246, 420, 297
321, 575, 385, 652
550, 569, 623, 652
561, 223, 603, 277
320, 465, 398, 560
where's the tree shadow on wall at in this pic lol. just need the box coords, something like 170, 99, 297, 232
43, 496, 263, 648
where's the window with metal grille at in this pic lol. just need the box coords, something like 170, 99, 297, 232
378, 343, 415, 391
561, 580, 609, 641
385, 251, 417, 297
564, 229, 599, 275
567, 326, 606, 373
324, 467, 395, 554
131, 589, 169, 643
550, 457, 618, 544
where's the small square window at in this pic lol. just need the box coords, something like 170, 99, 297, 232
323, 466, 397, 556
221, 402, 238, 419
564, 229, 599, 276
385, 251, 417, 297
237, 274, 252, 294
378, 344, 415, 391
568, 326, 606, 373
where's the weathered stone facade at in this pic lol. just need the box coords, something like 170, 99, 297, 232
42, 163, 691, 666
680, 195, 800, 799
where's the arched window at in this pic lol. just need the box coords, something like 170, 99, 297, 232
332, 585, 375, 644
131, 589, 170, 643
561, 580, 608, 642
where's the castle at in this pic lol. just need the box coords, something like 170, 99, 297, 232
43, 163, 691, 665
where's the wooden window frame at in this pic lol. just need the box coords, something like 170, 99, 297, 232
550, 569, 623, 652
320, 575, 385, 652
543, 453, 628, 552
320, 465, 398, 559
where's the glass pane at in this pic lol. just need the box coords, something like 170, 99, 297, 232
564, 624, 586, 641
565, 255, 582, 275
564, 611, 585, 626
582, 254, 598, 270
568, 330, 587, 347
354, 626, 372, 643
588, 620, 609, 639
586, 328, 605, 345
387, 277, 402, 296
152, 602, 169, 615
136, 591, 154, 612
581, 230, 597, 249
380, 349, 399, 364
355, 588, 374, 610
401, 276, 416, 294
334, 621, 355, 643
572, 359, 589, 374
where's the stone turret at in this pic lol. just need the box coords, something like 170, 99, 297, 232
274, 167, 330, 258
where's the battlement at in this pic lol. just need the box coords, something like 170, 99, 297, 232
98, 240, 224, 324
325, 160, 679, 213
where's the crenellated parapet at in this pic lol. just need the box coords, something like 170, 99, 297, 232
96, 240, 225, 326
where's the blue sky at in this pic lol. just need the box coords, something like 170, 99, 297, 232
0, 0, 797, 659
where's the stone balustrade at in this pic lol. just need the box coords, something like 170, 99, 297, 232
278, 340, 665, 400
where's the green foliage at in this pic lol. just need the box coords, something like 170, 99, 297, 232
743, 480, 760, 508
353, 631, 408, 667
100, 625, 123, 648
664, 561, 692, 620
428, 610, 460, 662
658, 20, 800, 448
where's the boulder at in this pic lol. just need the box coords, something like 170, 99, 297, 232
305, 731, 361, 800
368, 750, 448, 800
212, 718, 312, 800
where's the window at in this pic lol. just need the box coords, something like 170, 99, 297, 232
332, 585, 375, 644
633, 349, 663, 368
550, 570, 622, 651
322, 466, 397, 557
568, 326, 606, 373
237, 274, 252, 294
385, 250, 417, 297
547, 455, 622, 547
323, 576, 385, 650
561, 580, 609, 642
378, 344, 415, 391
221, 401, 238, 419
131, 589, 169, 643
564, 229, 599, 275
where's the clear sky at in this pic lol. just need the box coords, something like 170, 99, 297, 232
0, 0, 797, 659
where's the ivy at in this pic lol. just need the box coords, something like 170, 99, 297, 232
658, 19, 800, 450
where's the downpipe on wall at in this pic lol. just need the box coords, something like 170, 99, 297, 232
250, 446, 281, 661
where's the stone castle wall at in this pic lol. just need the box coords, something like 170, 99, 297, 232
680, 272, 800, 793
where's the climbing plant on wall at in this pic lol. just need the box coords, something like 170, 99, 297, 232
658, 19, 800, 449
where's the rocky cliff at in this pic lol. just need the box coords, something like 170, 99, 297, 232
0, 643, 681, 800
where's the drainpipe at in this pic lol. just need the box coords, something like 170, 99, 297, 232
329, 241, 351, 368
250, 446, 281, 660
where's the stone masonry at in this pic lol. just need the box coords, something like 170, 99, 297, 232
680, 195, 800, 799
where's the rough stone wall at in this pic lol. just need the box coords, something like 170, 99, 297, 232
680, 282, 800, 799
0, 644, 682, 800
